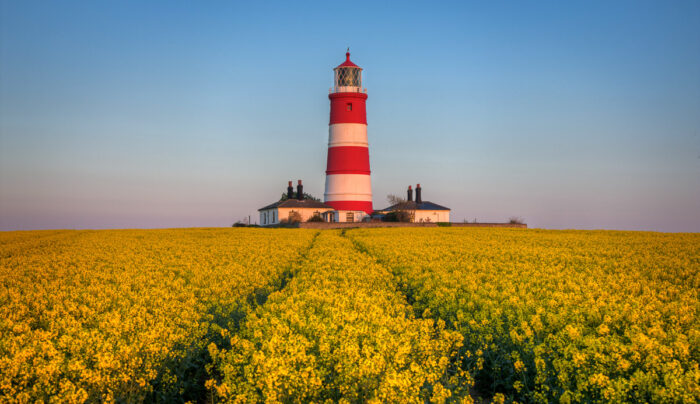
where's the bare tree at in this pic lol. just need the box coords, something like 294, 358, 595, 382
385, 194, 415, 222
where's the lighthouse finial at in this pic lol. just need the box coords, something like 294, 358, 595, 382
346, 47, 350, 60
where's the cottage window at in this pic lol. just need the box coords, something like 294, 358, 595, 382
346, 212, 354, 222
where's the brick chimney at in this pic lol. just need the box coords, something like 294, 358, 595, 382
287, 181, 294, 199
407, 185, 413, 202
415, 184, 422, 204
297, 180, 304, 200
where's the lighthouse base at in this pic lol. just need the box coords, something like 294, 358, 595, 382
323, 208, 371, 224
325, 200, 373, 214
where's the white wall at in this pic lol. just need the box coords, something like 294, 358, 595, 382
261, 208, 370, 225
260, 209, 279, 226
333, 210, 369, 223
414, 210, 450, 223
278, 207, 334, 223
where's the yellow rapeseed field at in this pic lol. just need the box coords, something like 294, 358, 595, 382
208, 231, 471, 403
0, 228, 316, 403
348, 228, 700, 403
1, 227, 698, 403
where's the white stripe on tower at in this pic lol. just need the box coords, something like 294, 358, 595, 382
329, 123, 368, 147
324, 174, 373, 202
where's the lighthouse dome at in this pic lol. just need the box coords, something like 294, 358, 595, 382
337, 51, 359, 68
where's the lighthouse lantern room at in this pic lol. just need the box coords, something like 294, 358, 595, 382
324, 51, 373, 222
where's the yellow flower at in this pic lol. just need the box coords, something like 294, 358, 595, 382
514, 360, 525, 372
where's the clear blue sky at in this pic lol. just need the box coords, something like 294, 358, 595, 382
1, 1, 699, 231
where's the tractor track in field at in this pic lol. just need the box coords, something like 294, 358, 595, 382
206, 229, 475, 402
341, 228, 489, 403
340, 228, 425, 319
152, 231, 321, 404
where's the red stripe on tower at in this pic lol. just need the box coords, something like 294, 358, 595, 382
324, 51, 373, 214
326, 146, 370, 175
329, 92, 367, 124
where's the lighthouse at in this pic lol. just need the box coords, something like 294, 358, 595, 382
324, 50, 373, 222
257, 51, 455, 226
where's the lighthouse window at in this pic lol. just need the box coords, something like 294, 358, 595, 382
346, 103, 352, 111
336, 67, 361, 88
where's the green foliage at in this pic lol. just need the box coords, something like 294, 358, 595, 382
280, 192, 321, 202
382, 211, 399, 222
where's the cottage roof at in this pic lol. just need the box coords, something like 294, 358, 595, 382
258, 199, 334, 211
381, 200, 451, 212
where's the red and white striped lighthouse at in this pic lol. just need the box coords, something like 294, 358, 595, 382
324, 51, 373, 214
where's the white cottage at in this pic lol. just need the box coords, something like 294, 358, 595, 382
258, 181, 334, 226
378, 184, 451, 223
